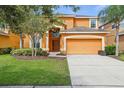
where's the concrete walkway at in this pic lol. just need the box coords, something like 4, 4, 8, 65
67, 55, 124, 87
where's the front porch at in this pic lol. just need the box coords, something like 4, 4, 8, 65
44, 27, 62, 52
48, 52, 66, 58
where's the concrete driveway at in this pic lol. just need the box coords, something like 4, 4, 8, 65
67, 55, 124, 87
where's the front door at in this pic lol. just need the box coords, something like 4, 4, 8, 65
52, 39, 60, 51
49, 29, 60, 52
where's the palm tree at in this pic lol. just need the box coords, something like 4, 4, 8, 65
98, 5, 124, 56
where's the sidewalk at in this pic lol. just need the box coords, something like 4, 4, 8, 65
0, 86, 71, 88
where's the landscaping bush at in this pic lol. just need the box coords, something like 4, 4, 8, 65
105, 45, 116, 55
11, 48, 32, 56
98, 50, 106, 56
11, 48, 49, 56
41, 51, 49, 56
57, 51, 66, 56
0, 48, 12, 55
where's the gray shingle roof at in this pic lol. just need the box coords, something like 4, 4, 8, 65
61, 26, 107, 32
0, 31, 8, 36
75, 15, 96, 18
56, 14, 97, 18
119, 31, 124, 35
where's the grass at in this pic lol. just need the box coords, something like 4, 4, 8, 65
0, 55, 71, 86
119, 54, 124, 61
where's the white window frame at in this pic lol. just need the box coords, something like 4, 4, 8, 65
89, 18, 97, 29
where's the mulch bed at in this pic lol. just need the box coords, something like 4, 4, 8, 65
14, 56, 48, 60
13, 56, 66, 60
56, 54, 66, 56
48, 57, 66, 60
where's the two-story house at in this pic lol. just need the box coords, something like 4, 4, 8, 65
23, 14, 109, 54
0, 14, 109, 54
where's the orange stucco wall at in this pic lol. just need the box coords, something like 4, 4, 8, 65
60, 17, 97, 29
0, 35, 11, 48
42, 33, 46, 49
0, 33, 20, 48
74, 18, 89, 27
23, 35, 30, 48
9, 33, 20, 48
60, 17, 74, 29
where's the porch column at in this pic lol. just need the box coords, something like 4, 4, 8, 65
29, 39, 32, 48
40, 38, 42, 48
46, 31, 49, 51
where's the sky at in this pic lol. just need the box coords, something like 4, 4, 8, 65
55, 5, 107, 16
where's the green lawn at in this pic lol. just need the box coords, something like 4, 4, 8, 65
119, 54, 124, 61
0, 55, 71, 86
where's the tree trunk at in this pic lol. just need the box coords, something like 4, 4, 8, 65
31, 38, 35, 56
20, 32, 23, 48
34, 37, 40, 56
115, 24, 119, 56
34, 43, 37, 56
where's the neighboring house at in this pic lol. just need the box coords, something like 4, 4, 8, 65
0, 29, 20, 48
0, 14, 109, 54
99, 21, 124, 52
119, 31, 124, 52
22, 14, 109, 54
99, 22, 116, 46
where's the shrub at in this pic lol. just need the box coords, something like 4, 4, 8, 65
36, 48, 43, 55
41, 51, 49, 56
105, 45, 116, 55
11, 48, 49, 56
11, 48, 32, 56
57, 51, 66, 56
98, 50, 106, 56
0, 48, 12, 55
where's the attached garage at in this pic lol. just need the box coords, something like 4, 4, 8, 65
66, 39, 102, 54
60, 27, 108, 55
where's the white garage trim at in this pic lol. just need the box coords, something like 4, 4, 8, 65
63, 35, 105, 51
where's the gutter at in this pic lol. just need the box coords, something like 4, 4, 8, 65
60, 31, 110, 34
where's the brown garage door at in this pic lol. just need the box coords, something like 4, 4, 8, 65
67, 39, 102, 54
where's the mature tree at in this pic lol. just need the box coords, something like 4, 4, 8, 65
98, 5, 124, 56
0, 5, 79, 49
0, 6, 31, 48
20, 11, 64, 56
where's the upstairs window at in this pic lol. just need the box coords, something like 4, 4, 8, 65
90, 19, 97, 28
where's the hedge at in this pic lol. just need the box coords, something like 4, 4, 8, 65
105, 45, 115, 55
0, 48, 12, 55
11, 48, 49, 56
